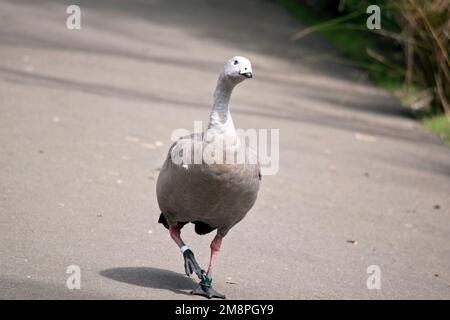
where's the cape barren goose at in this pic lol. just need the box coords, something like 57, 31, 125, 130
156, 56, 261, 298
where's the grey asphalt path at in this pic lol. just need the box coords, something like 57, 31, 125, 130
0, 0, 449, 299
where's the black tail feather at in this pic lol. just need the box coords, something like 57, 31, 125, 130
193, 221, 216, 235
158, 213, 170, 229
158, 213, 216, 235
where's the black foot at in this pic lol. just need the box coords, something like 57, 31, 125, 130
191, 276, 226, 299
183, 249, 204, 279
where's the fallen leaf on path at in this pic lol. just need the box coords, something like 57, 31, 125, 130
355, 133, 376, 142
226, 277, 237, 285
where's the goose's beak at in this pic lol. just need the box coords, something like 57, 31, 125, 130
239, 64, 253, 78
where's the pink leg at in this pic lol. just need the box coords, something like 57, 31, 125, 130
169, 224, 185, 249
191, 233, 226, 298
170, 224, 203, 279
206, 234, 223, 278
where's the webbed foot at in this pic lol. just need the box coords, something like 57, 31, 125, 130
191, 276, 226, 299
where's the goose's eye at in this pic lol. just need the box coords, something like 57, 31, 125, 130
233, 60, 238, 65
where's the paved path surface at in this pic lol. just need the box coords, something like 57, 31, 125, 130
1, 0, 449, 299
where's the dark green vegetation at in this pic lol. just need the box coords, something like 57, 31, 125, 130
279, 0, 450, 143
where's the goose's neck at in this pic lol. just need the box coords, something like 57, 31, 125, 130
208, 73, 236, 135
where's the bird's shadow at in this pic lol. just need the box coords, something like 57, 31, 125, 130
100, 267, 198, 296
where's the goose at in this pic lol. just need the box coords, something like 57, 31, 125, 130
156, 56, 261, 299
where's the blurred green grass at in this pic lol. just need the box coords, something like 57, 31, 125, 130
278, 0, 404, 90
279, 0, 450, 146
423, 115, 450, 145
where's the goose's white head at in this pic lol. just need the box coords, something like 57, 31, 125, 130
222, 56, 253, 83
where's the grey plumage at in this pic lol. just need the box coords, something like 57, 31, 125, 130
156, 56, 260, 237
157, 133, 260, 236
